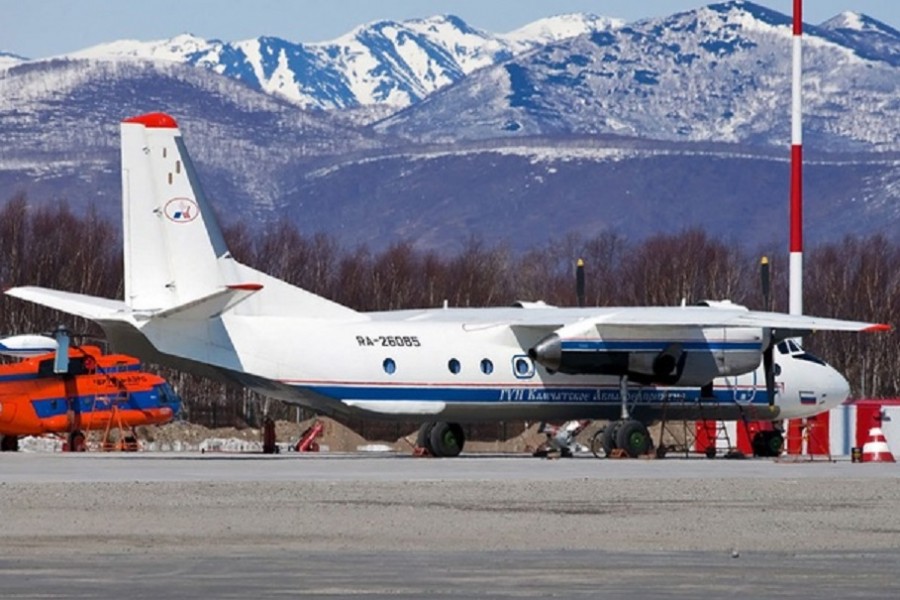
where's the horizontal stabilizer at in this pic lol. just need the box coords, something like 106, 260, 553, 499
153, 284, 263, 320
5, 287, 127, 320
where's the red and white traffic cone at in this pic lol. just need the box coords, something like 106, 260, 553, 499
861, 427, 896, 463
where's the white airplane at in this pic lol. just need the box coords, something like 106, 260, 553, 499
5, 113, 890, 457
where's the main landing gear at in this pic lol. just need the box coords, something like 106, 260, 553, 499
593, 419, 653, 458
593, 375, 653, 458
415, 422, 466, 457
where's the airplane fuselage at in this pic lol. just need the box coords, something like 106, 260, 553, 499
118, 307, 848, 425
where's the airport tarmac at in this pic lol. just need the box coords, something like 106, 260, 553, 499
1, 453, 899, 599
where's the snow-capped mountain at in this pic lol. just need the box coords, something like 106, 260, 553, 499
65, 14, 622, 110
820, 10, 900, 66
0, 1, 898, 253
0, 51, 27, 69
376, 1, 900, 152
0, 58, 380, 217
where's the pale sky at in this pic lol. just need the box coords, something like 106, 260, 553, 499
1, 0, 897, 59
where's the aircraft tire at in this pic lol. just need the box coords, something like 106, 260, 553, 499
601, 420, 623, 455
123, 435, 138, 452
751, 431, 784, 457
766, 431, 784, 456
590, 430, 606, 458
416, 422, 436, 455
0, 435, 19, 452
428, 422, 465, 458
68, 430, 86, 452
615, 420, 652, 458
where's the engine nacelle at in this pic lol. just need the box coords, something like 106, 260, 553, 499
528, 327, 764, 386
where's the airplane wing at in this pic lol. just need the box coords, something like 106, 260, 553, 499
443, 305, 891, 336
554, 308, 889, 334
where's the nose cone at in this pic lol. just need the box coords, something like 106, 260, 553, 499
821, 366, 851, 411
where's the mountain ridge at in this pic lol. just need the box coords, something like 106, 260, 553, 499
0, 1, 897, 254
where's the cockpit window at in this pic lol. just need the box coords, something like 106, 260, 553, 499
777, 340, 810, 357
774, 338, 829, 366
795, 352, 827, 366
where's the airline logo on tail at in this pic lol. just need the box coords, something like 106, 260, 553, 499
164, 198, 199, 223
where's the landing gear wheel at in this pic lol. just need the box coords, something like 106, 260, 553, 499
766, 431, 784, 456
590, 430, 607, 458
0, 435, 19, 452
416, 422, 436, 455
615, 420, 652, 458
68, 430, 86, 452
601, 420, 623, 455
752, 431, 784, 457
428, 422, 465, 458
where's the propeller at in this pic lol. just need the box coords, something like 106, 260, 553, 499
759, 257, 776, 407
576, 258, 585, 308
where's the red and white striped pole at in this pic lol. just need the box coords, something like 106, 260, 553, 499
789, 0, 803, 316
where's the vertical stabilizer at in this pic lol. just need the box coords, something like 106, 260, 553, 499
121, 113, 232, 310
120, 112, 357, 320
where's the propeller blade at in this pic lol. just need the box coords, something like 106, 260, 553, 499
576, 258, 585, 308
763, 341, 776, 407
760, 256, 771, 311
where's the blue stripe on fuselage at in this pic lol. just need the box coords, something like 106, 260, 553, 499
560, 341, 760, 352
0, 363, 142, 383
301, 384, 771, 406
30, 388, 175, 418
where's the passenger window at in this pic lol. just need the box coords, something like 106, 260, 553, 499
512, 355, 535, 379
480, 359, 494, 375
448, 359, 461, 374
383, 358, 396, 375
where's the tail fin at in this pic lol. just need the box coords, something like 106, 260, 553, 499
120, 113, 356, 319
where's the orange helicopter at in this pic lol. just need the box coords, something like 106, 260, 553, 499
0, 331, 181, 451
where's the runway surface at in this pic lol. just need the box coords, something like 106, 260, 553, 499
1, 453, 899, 599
